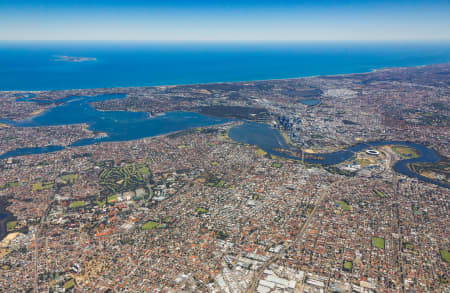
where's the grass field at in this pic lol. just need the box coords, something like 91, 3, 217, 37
343, 260, 353, 271
59, 174, 78, 185
195, 207, 207, 215
272, 162, 282, 168
107, 194, 118, 203
94, 200, 106, 207
336, 201, 351, 211
254, 148, 267, 157
0, 181, 20, 190
8, 181, 20, 188
206, 176, 230, 188
372, 237, 385, 249
280, 130, 293, 145
32, 181, 54, 191
374, 190, 385, 198
6, 221, 17, 232
356, 158, 372, 167
138, 164, 151, 176
69, 201, 85, 209
142, 221, 162, 230
440, 249, 450, 263
64, 279, 75, 290
391, 146, 419, 159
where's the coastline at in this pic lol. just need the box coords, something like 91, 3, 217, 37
0, 62, 448, 189
1, 62, 449, 93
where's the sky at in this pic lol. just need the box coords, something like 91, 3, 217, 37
0, 0, 449, 41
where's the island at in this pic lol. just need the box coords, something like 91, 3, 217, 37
53, 55, 97, 62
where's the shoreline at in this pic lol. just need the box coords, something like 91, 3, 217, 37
0, 198, 16, 242
1, 62, 448, 93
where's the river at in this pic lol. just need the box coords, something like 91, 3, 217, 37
0, 95, 447, 189
228, 122, 448, 189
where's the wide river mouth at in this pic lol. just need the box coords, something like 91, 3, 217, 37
0, 93, 447, 189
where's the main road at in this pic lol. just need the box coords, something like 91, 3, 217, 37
245, 184, 330, 293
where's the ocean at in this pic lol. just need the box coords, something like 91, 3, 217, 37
0, 41, 450, 91
0, 41, 449, 189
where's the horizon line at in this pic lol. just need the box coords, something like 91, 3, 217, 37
1, 39, 450, 43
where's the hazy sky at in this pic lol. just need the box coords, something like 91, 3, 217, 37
1, 0, 449, 41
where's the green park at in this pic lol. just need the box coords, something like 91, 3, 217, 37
372, 237, 385, 249
142, 221, 163, 230
440, 249, 450, 263
99, 162, 151, 196
69, 201, 85, 209
336, 200, 351, 211
343, 260, 353, 272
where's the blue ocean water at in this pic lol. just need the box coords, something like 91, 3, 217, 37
0, 42, 448, 188
0, 41, 450, 91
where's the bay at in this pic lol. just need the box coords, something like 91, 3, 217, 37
0, 93, 232, 159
